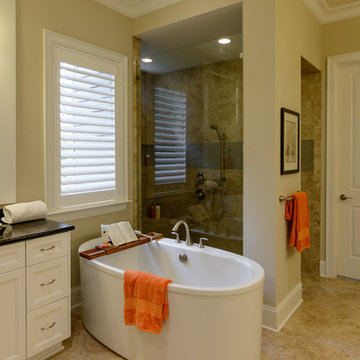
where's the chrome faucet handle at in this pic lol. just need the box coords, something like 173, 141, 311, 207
171, 231, 181, 243
199, 237, 208, 248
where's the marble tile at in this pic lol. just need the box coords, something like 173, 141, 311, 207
301, 140, 314, 172
261, 273, 360, 360
301, 70, 322, 275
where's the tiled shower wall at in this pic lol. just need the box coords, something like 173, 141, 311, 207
301, 70, 321, 274
141, 59, 243, 246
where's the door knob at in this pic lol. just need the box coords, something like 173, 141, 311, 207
339, 194, 353, 201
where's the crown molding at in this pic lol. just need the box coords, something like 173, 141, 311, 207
302, 0, 360, 24
94, 0, 182, 18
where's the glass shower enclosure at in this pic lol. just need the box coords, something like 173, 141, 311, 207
140, 32, 243, 255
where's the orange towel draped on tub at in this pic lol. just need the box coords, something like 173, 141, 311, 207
285, 192, 310, 252
124, 270, 172, 334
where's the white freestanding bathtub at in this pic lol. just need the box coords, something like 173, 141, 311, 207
79, 238, 264, 360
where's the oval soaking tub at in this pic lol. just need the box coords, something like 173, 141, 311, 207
79, 238, 264, 360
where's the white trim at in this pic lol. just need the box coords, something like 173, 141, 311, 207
28, 343, 64, 360
71, 285, 81, 310
262, 282, 303, 332
302, 0, 328, 23
43, 30, 129, 215
94, 0, 182, 18
320, 260, 326, 277
326, 51, 360, 278
302, 0, 360, 24
326, 55, 338, 279
47, 200, 130, 222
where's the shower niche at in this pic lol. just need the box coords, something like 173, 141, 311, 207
138, 7, 243, 254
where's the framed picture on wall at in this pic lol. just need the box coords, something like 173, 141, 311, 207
281, 107, 300, 174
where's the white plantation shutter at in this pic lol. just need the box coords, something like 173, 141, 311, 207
59, 62, 116, 196
154, 87, 186, 184
45, 31, 128, 212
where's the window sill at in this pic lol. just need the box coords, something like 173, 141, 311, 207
47, 200, 131, 222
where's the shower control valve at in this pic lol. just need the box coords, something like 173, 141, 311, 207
195, 189, 206, 200
196, 172, 207, 185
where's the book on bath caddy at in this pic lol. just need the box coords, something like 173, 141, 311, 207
107, 221, 138, 246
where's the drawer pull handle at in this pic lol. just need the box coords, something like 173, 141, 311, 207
40, 278, 56, 286
40, 322, 56, 331
40, 245, 55, 252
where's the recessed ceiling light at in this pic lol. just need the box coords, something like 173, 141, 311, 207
142, 57, 153, 63
218, 38, 231, 45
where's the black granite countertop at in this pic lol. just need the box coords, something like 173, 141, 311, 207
0, 219, 75, 246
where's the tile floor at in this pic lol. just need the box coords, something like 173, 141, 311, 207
50, 273, 360, 360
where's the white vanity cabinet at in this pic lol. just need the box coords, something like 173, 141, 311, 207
0, 242, 26, 360
25, 232, 70, 359
0, 229, 71, 360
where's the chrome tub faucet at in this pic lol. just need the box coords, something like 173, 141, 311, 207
172, 220, 193, 246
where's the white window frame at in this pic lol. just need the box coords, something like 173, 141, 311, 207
44, 30, 129, 219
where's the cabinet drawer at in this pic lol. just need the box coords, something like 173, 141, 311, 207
27, 298, 69, 358
27, 256, 69, 312
0, 241, 25, 274
26, 232, 69, 266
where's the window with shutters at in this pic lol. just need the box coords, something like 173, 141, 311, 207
44, 31, 128, 214
154, 87, 186, 186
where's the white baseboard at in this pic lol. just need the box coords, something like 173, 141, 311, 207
262, 282, 303, 332
28, 343, 64, 360
320, 260, 326, 277
71, 285, 81, 310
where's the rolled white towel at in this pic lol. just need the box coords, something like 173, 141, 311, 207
1, 201, 48, 224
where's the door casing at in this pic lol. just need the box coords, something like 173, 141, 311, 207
326, 51, 360, 278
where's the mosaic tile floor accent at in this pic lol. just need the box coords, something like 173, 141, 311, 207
49, 273, 360, 360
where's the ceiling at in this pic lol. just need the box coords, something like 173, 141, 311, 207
93, 0, 182, 18
139, 2, 242, 74
302, 0, 360, 23
93, 0, 360, 25
141, 33, 242, 74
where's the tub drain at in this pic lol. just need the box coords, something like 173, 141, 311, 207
179, 253, 188, 263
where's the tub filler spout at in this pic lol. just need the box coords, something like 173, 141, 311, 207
172, 220, 193, 246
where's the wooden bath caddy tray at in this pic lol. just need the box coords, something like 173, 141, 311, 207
79, 232, 163, 260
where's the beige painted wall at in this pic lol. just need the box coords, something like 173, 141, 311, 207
323, 16, 360, 59
275, 0, 322, 304
16, 0, 134, 287
132, 0, 241, 35
243, 0, 322, 319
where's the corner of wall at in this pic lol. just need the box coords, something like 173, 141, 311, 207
262, 281, 303, 332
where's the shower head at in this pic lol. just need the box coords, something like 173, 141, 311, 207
210, 124, 221, 138
210, 124, 226, 140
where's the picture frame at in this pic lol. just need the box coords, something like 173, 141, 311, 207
281, 107, 300, 174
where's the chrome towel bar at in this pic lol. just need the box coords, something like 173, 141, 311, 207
279, 195, 294, 203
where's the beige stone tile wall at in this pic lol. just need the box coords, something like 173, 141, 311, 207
133, 37, 142, 230
301, 71, 321, 274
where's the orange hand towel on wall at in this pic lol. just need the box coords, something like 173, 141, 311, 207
124, 270, 172, 334
285, 192, 310, 252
